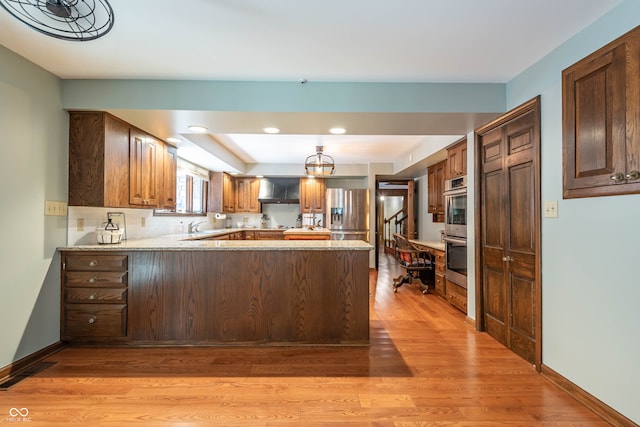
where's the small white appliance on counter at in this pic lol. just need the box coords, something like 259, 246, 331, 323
301, 213, 323, 228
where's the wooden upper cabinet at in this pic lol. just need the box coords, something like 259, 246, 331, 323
223, 173, 236, 212
160, 144, 177, 209
235, 177, 261, 213
300, 178, 326, 213
208, 172, 235, 213
427, 160, 446, 215
446, 138, 467, 179
129, 129, 161, 207
562, 25, 640, 198
68, 112, 131, 208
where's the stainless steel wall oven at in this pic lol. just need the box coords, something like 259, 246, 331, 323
444, 236, 467, 288
443, 175, 467, 288
444, 176, 467, 238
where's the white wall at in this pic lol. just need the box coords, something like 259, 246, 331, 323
416, 174, 444, 242
507, 1, 640, 422
0, 46, 67, 367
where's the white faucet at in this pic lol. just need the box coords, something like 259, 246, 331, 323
188, 220, 206, 233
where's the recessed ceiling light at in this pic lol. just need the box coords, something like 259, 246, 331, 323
188, 125, 208, 133
329, 127, 346, 135
263, 127, 280, 134
166, 137, 182, 144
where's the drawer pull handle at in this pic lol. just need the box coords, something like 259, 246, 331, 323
88, 316, 97, 324
89, 260, 98, 267
89, 293, 98, 300
88, 277, 98, 283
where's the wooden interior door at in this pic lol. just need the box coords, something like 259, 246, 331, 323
476, 97, 541, 368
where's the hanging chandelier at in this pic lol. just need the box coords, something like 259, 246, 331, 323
304, 145, 335, 176
0, 0, 114, 41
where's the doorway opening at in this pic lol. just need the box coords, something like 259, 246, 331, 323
375, 179, 416, 269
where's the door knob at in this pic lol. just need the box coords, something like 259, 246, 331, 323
502, 256, 513, 262
610, 173, 625, 183
626, 170, 640, 181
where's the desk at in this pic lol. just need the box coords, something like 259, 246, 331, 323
410, 239, 467, 313
410, 240, 446, 298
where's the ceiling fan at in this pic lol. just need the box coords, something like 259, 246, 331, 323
0, 0, 114, 41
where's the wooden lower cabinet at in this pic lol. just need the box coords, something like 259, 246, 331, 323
445, 279, 467, 313
61, 252, 129, 342
254, 230, 285, 240
433, 249, 445, 298
61, 248, 369, 345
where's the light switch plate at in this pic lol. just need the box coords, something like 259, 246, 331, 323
45, 200, 67, 216
544, 200, 558, 218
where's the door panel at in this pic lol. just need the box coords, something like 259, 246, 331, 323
483, 264, 507, 345
483, 171, 504, 248
477, 97, 541, 368
510, 272, 536, 363
509, 163, 535, 253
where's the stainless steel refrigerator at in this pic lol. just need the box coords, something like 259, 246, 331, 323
326, 188, 369, 241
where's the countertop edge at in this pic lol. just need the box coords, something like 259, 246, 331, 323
59, 237, 374, 251
409, 239, 446, 251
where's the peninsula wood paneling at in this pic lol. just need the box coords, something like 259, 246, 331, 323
129, 250, 369, 345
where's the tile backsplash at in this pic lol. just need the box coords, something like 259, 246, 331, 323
67, 204, 304, 245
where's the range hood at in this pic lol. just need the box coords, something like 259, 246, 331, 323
258, 178, 300, 204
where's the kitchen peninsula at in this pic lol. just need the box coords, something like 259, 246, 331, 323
60, 235, 372, 346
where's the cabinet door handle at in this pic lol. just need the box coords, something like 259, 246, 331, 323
610, 173, 625, 183
502, 256, 514, 262
626, 170, 640, 181
88, 316, 97, 324
89, 260, 98, 267
88, 293, 98, 300
88, 277, 98, 283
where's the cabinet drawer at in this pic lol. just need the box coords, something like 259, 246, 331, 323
65, 287, 127, 303
435, 273, 445, 297
64, 271, 128, 287
446, 280, 467, 313
64, 304, 127, 338
65, 255, 128, 271
435, 251, 445, 274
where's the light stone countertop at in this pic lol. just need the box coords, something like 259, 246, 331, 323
60, 230, 373, 251
409, 239, 446, 252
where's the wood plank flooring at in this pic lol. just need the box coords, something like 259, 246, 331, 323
0, 252, 609, 426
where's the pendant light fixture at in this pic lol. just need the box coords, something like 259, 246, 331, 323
0, 0, 114, 41
304, 145, 335, 176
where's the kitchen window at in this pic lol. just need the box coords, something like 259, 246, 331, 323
156, 158, 208, 216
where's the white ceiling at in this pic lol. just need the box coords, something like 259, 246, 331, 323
0, 0, 622, 176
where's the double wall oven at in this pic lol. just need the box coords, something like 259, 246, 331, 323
443, 176, 467, 288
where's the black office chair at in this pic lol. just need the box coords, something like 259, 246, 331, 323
392, 233, 434, 294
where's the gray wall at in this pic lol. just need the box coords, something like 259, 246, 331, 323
0, 46, 67, 367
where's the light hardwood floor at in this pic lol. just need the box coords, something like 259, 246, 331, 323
0, 252, 609, 426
